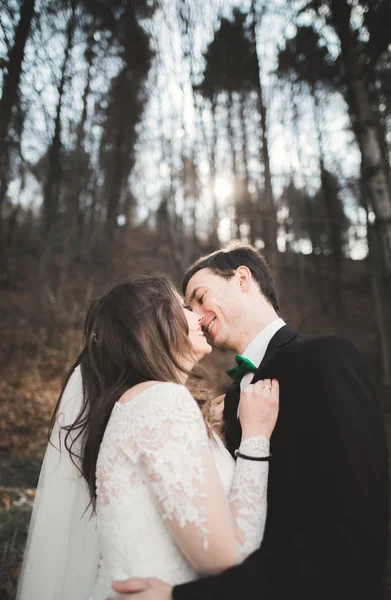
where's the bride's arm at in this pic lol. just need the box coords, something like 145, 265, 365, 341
131, 381, 278, 576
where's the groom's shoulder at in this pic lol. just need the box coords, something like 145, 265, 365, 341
278, 332, 371, 382
290, 330, 362, 362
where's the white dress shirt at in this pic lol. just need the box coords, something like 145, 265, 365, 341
240, 317, 286, 392
236, 317, 285, 419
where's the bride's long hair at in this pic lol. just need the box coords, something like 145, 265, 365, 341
50, 274, 201, 510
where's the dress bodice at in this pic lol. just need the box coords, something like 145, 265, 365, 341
88, 382, 269, 599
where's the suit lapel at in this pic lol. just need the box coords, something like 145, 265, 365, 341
223, 324, 298, 456
223, 383, 240, 424
254, 323, 298, 377
223, 383, 241, 456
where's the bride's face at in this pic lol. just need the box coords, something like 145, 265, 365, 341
180, 296, 212, 361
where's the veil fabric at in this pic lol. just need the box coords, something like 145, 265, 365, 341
16, 366, 100, 600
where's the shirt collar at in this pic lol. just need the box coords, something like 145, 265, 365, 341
241, 318, 286, 369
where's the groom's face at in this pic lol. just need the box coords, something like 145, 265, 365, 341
185, 268, 245, 351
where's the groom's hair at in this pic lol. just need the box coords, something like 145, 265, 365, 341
182, 242, 279, 311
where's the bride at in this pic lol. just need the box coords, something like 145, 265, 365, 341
17, 274, 279, 599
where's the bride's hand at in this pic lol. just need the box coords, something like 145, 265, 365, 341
210, 394, 225, 421
239, 379, 279, 440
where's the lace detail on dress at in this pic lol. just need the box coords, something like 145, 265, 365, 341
238, 435, 269, 457
132, 384, 211, 549
229, 435, 270, 559
96, 384, 212, 549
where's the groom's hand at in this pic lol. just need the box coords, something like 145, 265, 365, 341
107, 577, 172, 599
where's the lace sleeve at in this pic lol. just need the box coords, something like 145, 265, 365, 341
229, 435, 269, 560
127, 383, 269, 574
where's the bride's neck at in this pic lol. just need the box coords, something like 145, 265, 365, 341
177, 357, 196, 384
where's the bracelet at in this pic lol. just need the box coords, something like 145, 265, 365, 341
234, 450, 271, 461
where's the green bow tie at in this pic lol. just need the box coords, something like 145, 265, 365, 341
226, 354, 258, 383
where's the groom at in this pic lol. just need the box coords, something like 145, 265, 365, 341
111, 243, 389, 600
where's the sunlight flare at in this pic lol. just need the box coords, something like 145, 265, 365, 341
214, 177, 233, 201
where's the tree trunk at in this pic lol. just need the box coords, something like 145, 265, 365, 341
239, 92, 256, 245
368, 78, 391, 188
312, 84, 343, 316
154, 90, 185, 275
250, 0, 278, 277
68, 33, 95, 247
189, 158, 199, 262
226, 92, 240, 238
368, 225, 391, 385
156, 197, 186, 277
209, 100, 219, 248
330, 0, 391, 288
42, 0, 77, 237
365, 198, 391, 386
104, 143, 124, 247
290, 88, 307, 294
0, 0, 36, 244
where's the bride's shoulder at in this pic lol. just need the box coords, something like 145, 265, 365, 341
129, 381, 198, 419
143, 381, 194, 404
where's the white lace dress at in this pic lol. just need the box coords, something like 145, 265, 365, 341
88, 382, 269, 599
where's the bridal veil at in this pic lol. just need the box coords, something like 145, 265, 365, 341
16, 366, 99, 600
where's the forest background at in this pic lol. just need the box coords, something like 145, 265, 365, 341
0, 0, 391, 598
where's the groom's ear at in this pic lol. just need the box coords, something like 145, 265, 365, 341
235, 266, 252, 292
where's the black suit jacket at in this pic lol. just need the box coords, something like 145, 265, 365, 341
173, 325, 389, 600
